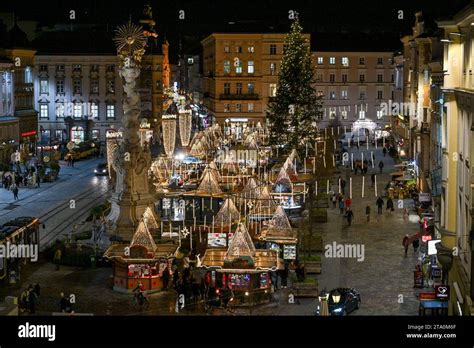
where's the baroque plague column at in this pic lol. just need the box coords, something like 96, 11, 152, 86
107, 22, 159, 241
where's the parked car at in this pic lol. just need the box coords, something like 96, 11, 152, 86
94, 163, 108, 176
316, 288, 361, 316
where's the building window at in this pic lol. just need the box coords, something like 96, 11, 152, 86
270, 44, 276, 55
377, 110, 383, 119
56, 79, 64, 95
329, 74, 335, 83
377, 74, 383, 83
41, 129, 50, 143
224, 60, 231, 74
40, 79, 48, 94
55, 103, 64, 118
341, 110, 348, 119
107, 79, 115, 94
91, 79, 99, 94
106, 104, 115, 119
91, 103, 99, 119
224, 83, 230, 94
270, 63, 276, 75
235, 60, 242, 74
341, 57, 349, 66
341, 90, 348, 99
377, 90, 383, 100
391, 74, 394, 82
57, 65, 65, 72
248, 46, 254, 53
329, 91, 336, 100
248, 103, 254, 112
359, 57, 365, 65
359, 92, 366, 100
106, 65, 115, 72
269, 83, 277, 97
73, 79, 82, 94
40, 65, 48, 72
224, 103, 230, 112
317, 90, 324, 97
71, 126, 84, 143
236, 83, 242, 94
247, 61, 254, 74
329, 110, 336, 119
39, 104, 48, 119
224, 45, 230, 53
317, 57, 324, 64
235, 46, 242, 53
73, 104, 82, 119
359, 110, 366, 119
247, 83, 254, 94
55, 129, 63, 141
342, 74, 348, 83
329, 57, 336, 65
91, 64, 99, 72
316, 74, 323, 82
359, 74, 365, 82
236, 103, 242, 112
92, 129, 100, 140
377, 57, 383, 65
73, 64, 82, 72
391, 90, 394, 100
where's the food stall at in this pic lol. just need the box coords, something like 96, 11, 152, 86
104, 219, 178, 292
201, 223, 281, 306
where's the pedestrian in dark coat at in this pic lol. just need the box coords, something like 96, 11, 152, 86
346, 208, 354, 226
402, 235, 409, 255
28, 285, 37, 314
365, 205, 371, 222
378, 160, 384, 174
383, 147, 387, 157
412, 239, 420, 253
12, 185, 19, 200
376, 196, 384, 214
371, 173, 376, 188
386, 198, 394, 213
162, 267, 170, 291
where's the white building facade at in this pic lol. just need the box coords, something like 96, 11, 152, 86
33, 55, 123, 144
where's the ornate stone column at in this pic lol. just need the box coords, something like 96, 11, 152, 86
107, 22, 159, 242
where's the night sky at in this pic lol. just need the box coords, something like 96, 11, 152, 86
0, 0, 471, 58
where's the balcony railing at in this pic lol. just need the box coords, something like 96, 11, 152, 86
219, 93, 259, 100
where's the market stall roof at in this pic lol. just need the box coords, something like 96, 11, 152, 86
259, 206, 297, 242
226, 223, 256, 259
389, 171, 404, 177
197, 167, 223, 194
275, 166, 292, 187
143, 207, 159, 230
214, 197, 241, 225
249, 186, 278, 215
103, 242, 178, 261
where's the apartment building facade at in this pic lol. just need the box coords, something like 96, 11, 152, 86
312, 51, 395, 130
202, 33, 301, 128
437, 3, 474, 316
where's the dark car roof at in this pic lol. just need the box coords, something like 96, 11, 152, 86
97, 163, 108, 167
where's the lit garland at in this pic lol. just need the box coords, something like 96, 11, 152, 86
162, 114, 177, 157
178, 109, 193, 147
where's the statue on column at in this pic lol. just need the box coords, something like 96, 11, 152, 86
107, 21, 160, 242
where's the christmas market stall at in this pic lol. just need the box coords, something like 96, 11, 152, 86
201, 223, 281, 306
104, 218, 178, 292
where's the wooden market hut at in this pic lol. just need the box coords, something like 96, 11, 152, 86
104, 219, 178, 293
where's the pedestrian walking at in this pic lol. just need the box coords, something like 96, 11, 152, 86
383, 147, 387, 157
344, 197, 352, 208
386, 197, 394, 213
28, 284, 37, 314
339, 199, 345, 214
403, 207, 409, 221
371, 173, 376, 188
412, 239, 420, 253
402, 235, 409, 256
162, 267, 170, 291
54, 247, 62, 270
378, 160, 384, 174
332, 193, 337, 208
346, 208, 354, 226
12, 185, 19, 200
376, 196, 384, 214
36, 172, 40, 187
365, 205, 371, 222
281, 265, 288, 288
59, 293, 68, 312
341, 179, 346, 194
